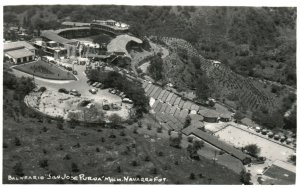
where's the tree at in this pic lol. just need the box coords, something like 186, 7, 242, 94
13, 162, 24, 177
240, 169, 252, 185
69, 118, 79, 129
71, 163, 79, 173
169, 136, 181, 148
39, 159, 48, 168
195, 73, 211, 101
190, 173, 196, 180
234, 111, 244, 123
108, 114, 123, 127
14, 137, 21, 146
288, 154, 296, 165
147, 55, 163, 81
244, 144, 260, 157
184, 116, 191, 128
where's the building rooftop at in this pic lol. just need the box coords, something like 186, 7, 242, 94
191, 129, 249, 161
61, 21, 91, 27
198, 109, 220, 118
262, 160, 296, 185
107, 34, 142, 57
55, 27, 90, 34
220, 113, 231, 119
4, 41, 35, 52
6, 48, 34, 59
41, 30, 77, 45
92, 20, 130, 30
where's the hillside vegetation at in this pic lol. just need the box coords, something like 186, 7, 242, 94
3, 5, 296, 131
4, 6, 296, 86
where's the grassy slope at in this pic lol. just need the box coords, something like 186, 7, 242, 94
3, 86, 242, 184
13, 61, 77, 80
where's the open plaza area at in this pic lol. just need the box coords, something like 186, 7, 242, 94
215, 125, 295, 162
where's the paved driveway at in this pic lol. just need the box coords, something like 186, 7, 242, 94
13, 63, 122, 104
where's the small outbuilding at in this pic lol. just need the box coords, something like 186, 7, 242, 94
198, 109, 219, 123
219, 113, 231, 122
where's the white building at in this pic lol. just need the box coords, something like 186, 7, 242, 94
4, 41, 36, 64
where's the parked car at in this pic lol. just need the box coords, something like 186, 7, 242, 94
70, 89, 81, 97
89, 88, 98, 94
112, 103, 118, 110
96, 83, 102, 88
111, 89, 116, 94
115, 89, 121, 95
58, 88, 69, 94
103, 104, 110, 110
92, 82, 99, 87
87, 80, 93, 85
122, 98, 133, 104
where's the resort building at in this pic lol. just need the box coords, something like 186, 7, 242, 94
4, 41, 36, 64
90, 19, 130, 35
198, 109, 220, 123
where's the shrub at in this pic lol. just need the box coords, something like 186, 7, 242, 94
63, 154, 71, 160
244, 144, 260, 157
144, 155, 150, 162
157, 127, 162, 133
137, 121, 142, 128
73, 143, 80, 148
42, 126, 48, 132
96, 147, 100, 152
157, 151, 164, 156
38, 86, 47, 92
187, 136, 193, 143
39, 159, 48, 168
13, 162, 24, 177
57, 144, 64, 151
147, 124, 152, 130
151, 167, 157, 175
190, 173, 195, 180
57, 123, 64, 130
3, 142, 8, 149
133, 127, 138, 134
169, 136, 181, 148
71, 163, 79, 173
14, 137, 21, 146
240, 169, 252, 185
116, 166, 122, 173
132, 160, 138, 166
120, 131, 126, 136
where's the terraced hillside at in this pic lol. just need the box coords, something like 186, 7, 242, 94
154, 36, 288, 113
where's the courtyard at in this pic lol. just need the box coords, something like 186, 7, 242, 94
215, 125, 295, 162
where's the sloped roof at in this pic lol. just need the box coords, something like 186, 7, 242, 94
107, 34, 142, 56
6, 48, 34, 59
55, 27, 90, 34
4, 41, 35, 51
41, 30, 76, 44
61, 22, 90, 27
198, 109, 220, 118
191, 129, 249, 161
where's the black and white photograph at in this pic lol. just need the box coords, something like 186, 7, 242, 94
1, 0, 298, 185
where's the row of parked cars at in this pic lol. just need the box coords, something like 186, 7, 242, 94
108, 88, 133, 104
58, 88, 81, 97
255, 127, 295, 145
